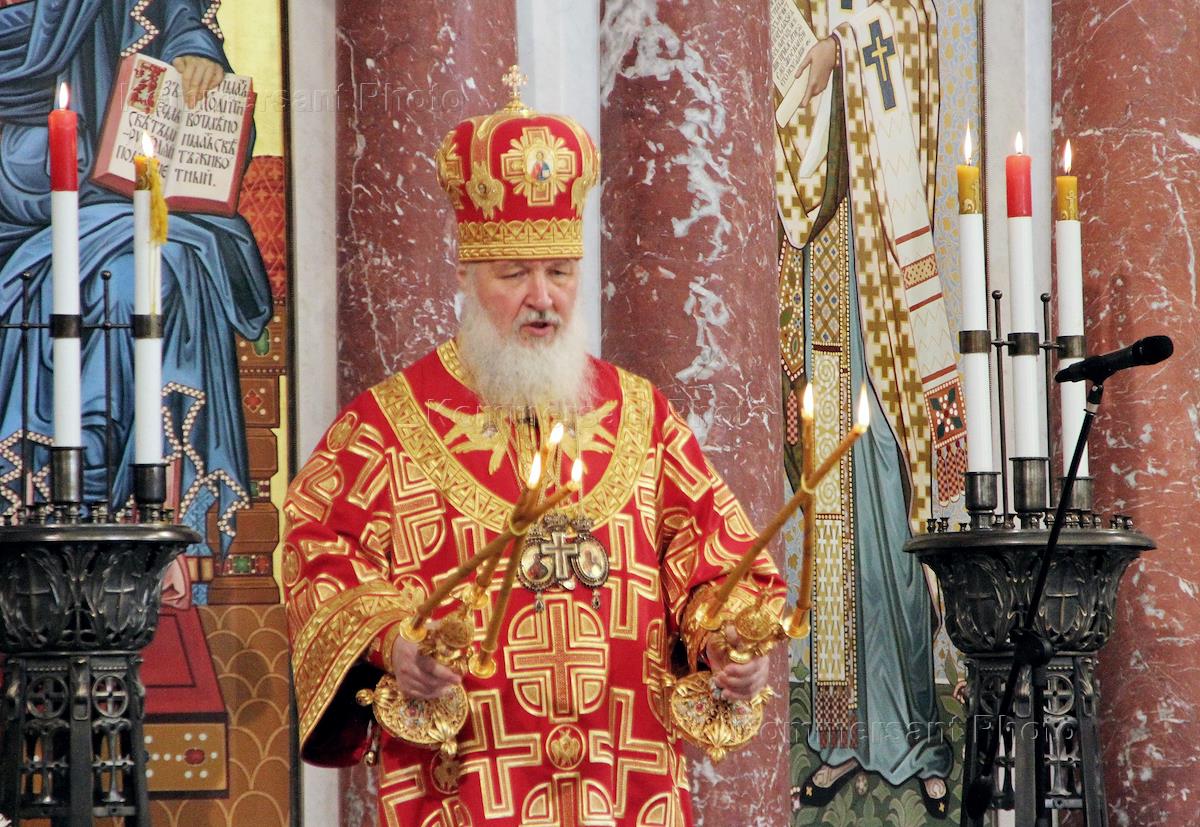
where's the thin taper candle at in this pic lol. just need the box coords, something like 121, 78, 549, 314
471, 534, 523, 677
784, 495, 818, 637
705, 387, 868, 626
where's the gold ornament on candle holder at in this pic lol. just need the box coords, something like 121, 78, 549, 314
356, 602, 474, 760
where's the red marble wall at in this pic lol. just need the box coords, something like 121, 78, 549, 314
1053, 2, 1200, 824
600, 2, 787, 823
335, 2, 516, 822
336, 0, 517, 407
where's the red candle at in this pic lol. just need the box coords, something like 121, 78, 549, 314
1005, 131, 1031, 218
48, 83, 78, 192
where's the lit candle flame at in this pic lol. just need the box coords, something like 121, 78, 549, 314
801, 382, 814, 419
854, 385, 871, 433
57, 82, 70, 110
1014, 131, 1024, 155
549, 422, 564, 447
570, 457, 583, 486
141, 131, 156, 158
963, 124, 973, 165
527, 454, 542, 488
1062, 139, 1072, 175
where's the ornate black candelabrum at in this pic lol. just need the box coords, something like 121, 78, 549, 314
0, 271, 197, 825
910, 289, 1157, 827
909, 515, 1152, 827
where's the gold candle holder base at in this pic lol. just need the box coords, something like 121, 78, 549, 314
399, 615, 428, 644
468, 651, 497, 679
695, 599, 725, 633
783, 610, 810, 640
357, 676, 469, 759
358, 607, 475, 757
669, 673, 775, 762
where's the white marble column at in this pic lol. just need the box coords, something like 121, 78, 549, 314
984, 0, 1052, 459
516, 0, 603, 354
288, 0, 341, 824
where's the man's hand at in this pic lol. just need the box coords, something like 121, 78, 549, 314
705, 626, 771, 701
797, 37, 839, 109
172, 56, 224, 108
389, 629, 462, 699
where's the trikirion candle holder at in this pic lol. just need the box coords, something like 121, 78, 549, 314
355, 603, 473, 764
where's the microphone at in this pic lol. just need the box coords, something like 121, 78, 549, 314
1055, 335, 1173, 384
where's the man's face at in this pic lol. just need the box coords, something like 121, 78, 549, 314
458, 258, 580, 343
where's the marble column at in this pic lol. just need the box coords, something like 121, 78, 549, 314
600, 2, 786, 823
335, 2, 516, 822
1053, 2, 1200, 825
336, 0, 517, 406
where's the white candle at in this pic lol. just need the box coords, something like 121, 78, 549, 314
1055, 140, 1088, 476
50, 83, 81, 449
1006, 132, 1041, 458
957, 126, 993, 473
133, 133, 163, 465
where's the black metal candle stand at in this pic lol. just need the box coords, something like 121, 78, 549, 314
919, 305, 1150, 827
0, 271, 189, 825
908, 522, 1153, 826
0, 522, 198, 825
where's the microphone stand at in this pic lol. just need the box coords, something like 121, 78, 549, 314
964, 381, 1105, 826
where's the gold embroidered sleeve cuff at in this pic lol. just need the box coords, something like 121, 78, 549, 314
292, 584, 422, 752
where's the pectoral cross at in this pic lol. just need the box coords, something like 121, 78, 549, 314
862, 20, 898, 111
541, 528, 579, 583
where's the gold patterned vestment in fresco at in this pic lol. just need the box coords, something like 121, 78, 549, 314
284, 341, 784, 826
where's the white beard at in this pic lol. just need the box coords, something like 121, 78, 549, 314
456, 284, 593, 413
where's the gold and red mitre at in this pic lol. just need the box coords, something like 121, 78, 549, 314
435, 65, 599, 261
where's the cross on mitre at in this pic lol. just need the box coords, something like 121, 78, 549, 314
502, 64, 528, 108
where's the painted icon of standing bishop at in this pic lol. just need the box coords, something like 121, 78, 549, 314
772, 0, 968, 821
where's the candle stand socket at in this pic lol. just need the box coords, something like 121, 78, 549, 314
1062, 476, 1094, 515
50, 446, 83, 507
133, 463, 167, 522
964, 471, 999, 530
1012, 457, 1049, 528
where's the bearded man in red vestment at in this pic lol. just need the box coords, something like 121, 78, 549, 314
284, 73, 784, 827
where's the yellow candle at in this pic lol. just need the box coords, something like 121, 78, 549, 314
957, 124, 981, 214
1056, 139, 1078, 221
470, 534, 521, 679
535, 422, 564, 492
